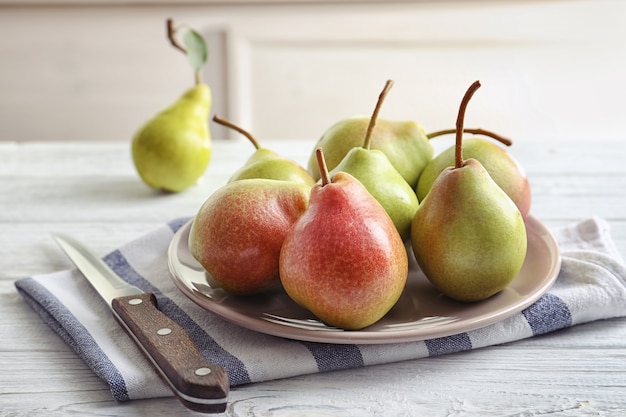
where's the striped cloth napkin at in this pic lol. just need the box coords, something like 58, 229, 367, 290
14, 217, 626, 402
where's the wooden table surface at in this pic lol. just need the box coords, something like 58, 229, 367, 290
2, 138, 626, 416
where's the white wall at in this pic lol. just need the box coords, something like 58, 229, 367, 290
1, 1, 625, 142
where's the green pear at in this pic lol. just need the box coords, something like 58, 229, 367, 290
329, 80, 419, 239
132, 84, 212, 192
307, 80, 433, 189
213, 115, 315, 185
416, 135, 531, 218
411, 81, 527, 302
132, 21, 212, 193
189, 178, 310, 296
279, 149, 408, 330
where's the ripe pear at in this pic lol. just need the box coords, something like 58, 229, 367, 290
307, 81, 433, 189
212, 115, 315, 185
417, 136, 531, 218
411, 81, 527, 302
329, 80, 419, 239
280, 149, 408, 330
132, 84, 212, 192
189, 179, 310, 296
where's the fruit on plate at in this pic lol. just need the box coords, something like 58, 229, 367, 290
307, 83, 433, 189
189, 179, 310, 295
212, 115, 315, 185
411, 80, 527, 302
329, 80, 419, 240
418, 129, 531, 218
279, 149, 408, 330
131, 19, 212, 192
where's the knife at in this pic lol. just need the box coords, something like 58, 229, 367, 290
51, 233, 229, 413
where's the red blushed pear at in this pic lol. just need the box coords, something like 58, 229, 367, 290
189, 179, 310, 296
411, 81, 527, 302
279, 149, 408, 330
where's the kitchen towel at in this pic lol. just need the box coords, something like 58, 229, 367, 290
14, 217, 626, 402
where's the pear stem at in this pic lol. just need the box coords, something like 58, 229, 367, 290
427, 127, 512, 147
316, 148, 331, 186
363, 79, 394, 150
455, 80, 482, 169
212, 115, 261, 150
167, 18, 187, 54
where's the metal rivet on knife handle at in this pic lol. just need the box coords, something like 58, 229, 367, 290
157, 328, 173, 336
195, 367, 212, 376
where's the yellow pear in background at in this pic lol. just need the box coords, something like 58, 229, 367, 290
131, 18, 212, 193
132, 84, 212, 192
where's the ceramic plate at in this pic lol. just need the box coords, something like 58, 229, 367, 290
168, 216, 561, 344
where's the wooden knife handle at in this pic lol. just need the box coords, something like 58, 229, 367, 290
111, 292, 229, 413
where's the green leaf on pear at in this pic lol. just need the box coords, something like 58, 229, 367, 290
182, 28, 208, 72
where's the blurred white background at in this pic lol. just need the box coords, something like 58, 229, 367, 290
1, 0, 625, 142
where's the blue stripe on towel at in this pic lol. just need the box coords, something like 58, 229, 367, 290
301, 341, 364, 372
14, 278, 131, 401
425, 333, 473, 356
522, 293, 572, 336
167, 217, 192, 233
104, 249, 252, 386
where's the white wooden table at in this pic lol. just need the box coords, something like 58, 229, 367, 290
2, 138, 626, 416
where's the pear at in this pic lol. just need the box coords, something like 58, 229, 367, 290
189, 178, 310, 296
417, 130, 531, 218
329, 80, 419, 239
131, 20, 212, 193
307, 80, 433, 189
212, 115, 315, 185
132, 84, 212, 192
411, 81, 527, 302
279, 149, 408, 330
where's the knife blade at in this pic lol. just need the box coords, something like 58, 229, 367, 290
51, 233, 229, 413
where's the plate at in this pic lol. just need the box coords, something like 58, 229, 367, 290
168, 215, 561, 344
